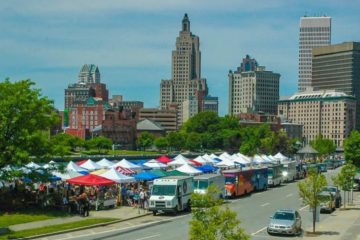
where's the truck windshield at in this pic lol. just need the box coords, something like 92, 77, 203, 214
198, 180, 208, 189
225, 177, 235, 184
268, 169, 273, 177
151, 185, 176, 196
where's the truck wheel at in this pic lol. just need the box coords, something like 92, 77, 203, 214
152, 211, 157, 216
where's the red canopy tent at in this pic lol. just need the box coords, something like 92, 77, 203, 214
189, 160, 202, 166
156, 155, 172, 164
76, 160, 87, 166
67, 174, 115, 186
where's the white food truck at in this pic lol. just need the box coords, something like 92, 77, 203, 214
149, 176, 193, 215
281, 161, 297, 182
193, 174, 225, 199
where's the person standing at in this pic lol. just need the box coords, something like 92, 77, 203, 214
139, 189, 145, 209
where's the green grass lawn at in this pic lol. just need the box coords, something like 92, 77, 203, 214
1, 218, 116, 239
0, 210, 70, 228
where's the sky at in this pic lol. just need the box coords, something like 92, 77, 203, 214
1, 1, 360, 116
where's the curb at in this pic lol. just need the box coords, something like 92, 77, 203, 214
14, 212, 152, 240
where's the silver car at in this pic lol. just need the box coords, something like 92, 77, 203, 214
267, 209, 302, 236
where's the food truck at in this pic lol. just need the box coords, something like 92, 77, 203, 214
193, 174, 225, 199
251, 167, 268, 191
149, 176, 193, 215
223, 168, 254, 198
267, 163, 282, 187
281, 161, 297, 182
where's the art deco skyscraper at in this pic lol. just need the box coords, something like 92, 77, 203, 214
160, 14, 214, 126
298, 16, 331, 92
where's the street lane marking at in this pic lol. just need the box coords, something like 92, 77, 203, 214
251, 226, 267, 236
299, 205, 309, 211
134, 234, 161, 240
286, 193, 293, 198
261, 203, 270, 207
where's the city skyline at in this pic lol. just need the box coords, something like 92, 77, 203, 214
1, 1, 360, 116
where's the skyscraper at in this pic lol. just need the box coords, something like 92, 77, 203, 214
160, 14, 216, 127
228, 55, 280, 115
298, 16, 331, 92
312, 42, 360, 129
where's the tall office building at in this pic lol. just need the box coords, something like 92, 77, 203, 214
278, 89, 356, 147
228, 55, 280, 115
312, 42, 360, 129
298, 16, 331, 92
160, 14, 216, 127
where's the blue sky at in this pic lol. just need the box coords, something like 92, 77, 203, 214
1, 1, 360, 116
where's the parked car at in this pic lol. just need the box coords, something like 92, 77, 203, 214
323, 159, 335, 170
317, 163, 327, 172
267, 209, 302, 236
322, 186, 341, 208
319, 191, 336, 213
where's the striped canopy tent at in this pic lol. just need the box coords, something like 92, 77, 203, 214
100, 168, 136, 183
114, 166, 136, 175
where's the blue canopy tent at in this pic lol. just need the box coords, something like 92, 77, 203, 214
133, 172, 161, 181
133, 160, 152, 170
196, 165, 218, 173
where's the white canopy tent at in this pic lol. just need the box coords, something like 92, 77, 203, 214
210, 153, 219, 160
201, 154, 219, 164
80, 159, 102, 171
260, 155, 273, 163
176, 164, 202, 175
96, 158, 114, 168
219, 152, 232, 161
143, 159, 167, 169
100, 168, 135, 183
194, 156, 209, 165
66, 161, 89, 173
232, 156, 250, 166
26, 162, 41, 169
112, 159, 142, 170
252, 155, 265, 164
167, 157, 192, 167
274, 152, 288, 162
215, 158, 236, 168
43, 160, 57, 169
174, 154, 189, 161
52, 170, 84, 180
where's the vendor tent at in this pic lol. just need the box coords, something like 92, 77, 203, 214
194, 156, 208, 165
274, 152, 289, 161
174, 154, 189, 161
96, 158, 114, 168
176, 164, 202, 175
80, 159, 102, 171
67, 174, 115, 186
66, 161, 89, 174
114, 166, 136, 175
260, 155, 273, 163
215, 158, 236, 168
90, 169, 108, 175
144, 159, 167, 169
196, 165, 218, 173
26, 162, 41, 169
100, 168, 135, 183
189, 160, 202, 166
253, 155, 265, 164
148, 169, 168, 177
210, 153, 219, 160
76, 160, 87, 166
43, 160, 57, 169
167, 157, 192, 167
219, 152, 232, 161
133, 172, 161, 181
52, 170, 86, 180
113, 159, 142, 170
156, 155, 172, 164
166, 170, 189, 176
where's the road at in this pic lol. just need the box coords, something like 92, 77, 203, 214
41, 168, 341, 240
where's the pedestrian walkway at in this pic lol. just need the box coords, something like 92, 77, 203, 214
8, 206, 150, 232
303, 192, 360, 240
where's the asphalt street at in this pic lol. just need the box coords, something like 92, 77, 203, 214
39, 167, 341, 240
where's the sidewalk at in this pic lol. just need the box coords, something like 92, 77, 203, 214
303, 192, 360, 240
9, 206, 151, 232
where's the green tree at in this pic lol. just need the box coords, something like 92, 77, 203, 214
50, 133, 84, 155
136, 132, 155, 151
154, 137, 168, 152
332, 162, 357, 208
182, 111, 220, 133
189, 185, 249, 240
166, 131, 186, 151
221, 129, 241, 153
0, 79, 58, 168
86, 136, 113, 153
344, 130, 360, 168
185, 132, 202, 152
310, 134, 336, 160
298, 169, 328, 233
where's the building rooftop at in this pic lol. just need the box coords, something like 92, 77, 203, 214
284, 89, 354, 101
137, 119, 164, 131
